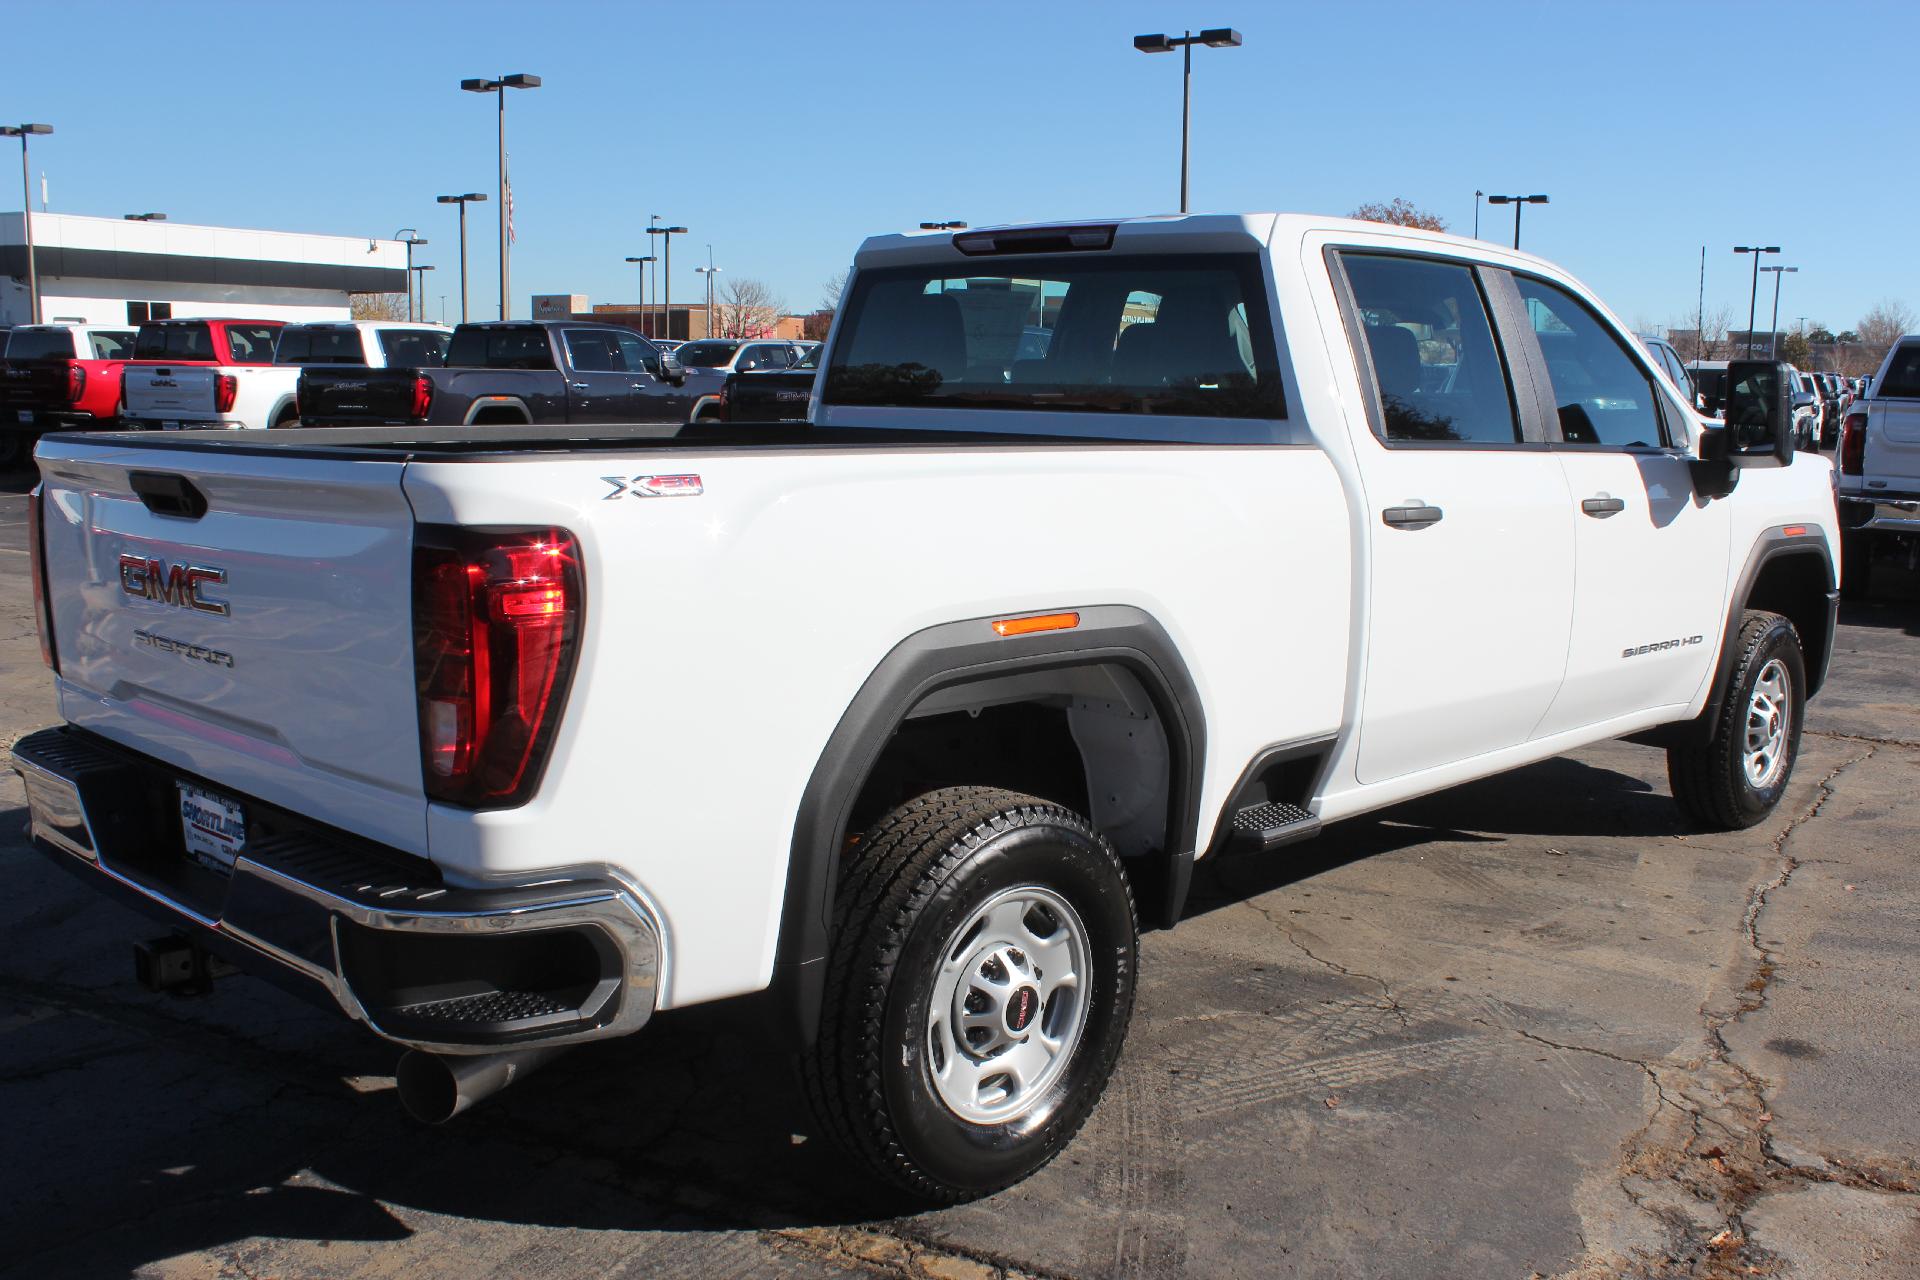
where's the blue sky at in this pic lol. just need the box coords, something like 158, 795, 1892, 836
5, 0, 1913, 333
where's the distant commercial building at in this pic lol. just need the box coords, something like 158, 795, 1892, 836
531, 292, 806, 342
1, 213, 409, 327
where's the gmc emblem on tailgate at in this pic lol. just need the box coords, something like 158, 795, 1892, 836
119, 556, 229, 616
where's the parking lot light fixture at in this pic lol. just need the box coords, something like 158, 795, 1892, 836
1484, 193, 1548, 249
1761, 265, 1798, 359
919, 220, 969, 230
1132, 28, 1242, 213
696, 254, 722, 340
648, 223, 688, 340
1734, 246, 1782, 358
2, 124, 54, 324
461, 74, 541, 319
625, 255, 656, 322
123, 212, 166, 221
395, 229, 428, 322
410, 265, 435, 327
436, 193, 487, 323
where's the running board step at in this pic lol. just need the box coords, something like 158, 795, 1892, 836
1229, 801, 1323, 852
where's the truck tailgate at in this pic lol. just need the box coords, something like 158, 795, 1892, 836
1865, 400, 1920, 493
299, 367, 421, 425
124, 365, 218, 419
36, 436, 428, 854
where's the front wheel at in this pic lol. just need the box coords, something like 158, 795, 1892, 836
802, 787, 1138, 1203
1667, 610, 1805, 830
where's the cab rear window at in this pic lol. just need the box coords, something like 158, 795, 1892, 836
3, 330, 74, 361
822, 252, 1284, 422
1878, 344, 1920, 398
134, 324, 214, 360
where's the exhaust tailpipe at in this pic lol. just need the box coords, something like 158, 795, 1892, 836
396, 1046, 566, 1124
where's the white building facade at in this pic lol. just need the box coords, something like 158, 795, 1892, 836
1, 213, 408, 327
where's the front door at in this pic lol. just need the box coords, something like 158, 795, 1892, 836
561, 329, 634, 422
617, 332, 697, 423
1338, 251, 1578, 784
1509, 274, 1730, 735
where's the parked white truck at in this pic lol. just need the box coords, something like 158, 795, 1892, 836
15, 214, 1839, 1203
1837, 336, 1920, 595
120, 320, 450, 431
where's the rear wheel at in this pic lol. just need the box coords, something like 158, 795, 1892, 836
1667, 610, 1805, 830
802, 786, 1138, 1203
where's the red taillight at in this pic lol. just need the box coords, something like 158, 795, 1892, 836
410, 374, 433, 421
1840, 413, 1868, 476
64, 363, 86, 405
412, 527, 582, 808
214, 374, 238, 414
27, 485, 56, 671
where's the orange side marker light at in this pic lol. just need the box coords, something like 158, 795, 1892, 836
991, 611, 1081, 638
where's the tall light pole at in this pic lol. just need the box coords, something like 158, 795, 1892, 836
2, 124, 54, 325
410, 265, 435, 325
696, 244, 721, 340
1132, 29, 1242, 213
460, 73, 541, 320
1485, 193, 1548, 249
624, 255, 655, 332
1734, 245, 1781, 358
395, 230, 429, 321
648, 223, 687, 340
435, 193, 486, 324
1762, 265, 1798, 359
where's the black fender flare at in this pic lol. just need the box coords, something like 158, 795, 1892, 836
768, 605, 1206, 1045
462, 397, 533, 425
1701, 527, 1838, 726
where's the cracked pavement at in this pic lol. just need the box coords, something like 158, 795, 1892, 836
0, 478, 1916, 1279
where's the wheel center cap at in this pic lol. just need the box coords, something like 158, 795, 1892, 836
1005, 985, 1040, 1034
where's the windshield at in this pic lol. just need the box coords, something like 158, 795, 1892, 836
822, 252, 1283, 419
676, 341, 742, 367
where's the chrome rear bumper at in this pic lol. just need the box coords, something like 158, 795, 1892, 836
12, 726, 660, 1055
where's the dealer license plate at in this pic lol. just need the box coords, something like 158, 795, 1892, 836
178, 783, 246, 873
161, 420, 182, 431
16, 410, 32, 424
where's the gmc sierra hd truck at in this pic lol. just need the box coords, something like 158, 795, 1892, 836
1837, 335, 1920, 596
14, 215, 1839, 1204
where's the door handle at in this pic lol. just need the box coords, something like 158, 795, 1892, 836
1581, 495, 1627, 518
1381, 502, 1444, 529
631, 382, 648, 390
569, 381, 590, 391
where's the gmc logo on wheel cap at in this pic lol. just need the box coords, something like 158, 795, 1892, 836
119, 556, 229, 616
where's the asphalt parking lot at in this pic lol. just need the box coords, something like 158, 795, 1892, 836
0, 475, 1915, 1280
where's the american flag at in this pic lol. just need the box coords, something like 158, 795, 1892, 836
505, 166, 516, 244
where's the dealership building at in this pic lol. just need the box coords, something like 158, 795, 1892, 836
1, 212, 409, 327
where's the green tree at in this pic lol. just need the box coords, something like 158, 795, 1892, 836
1778, 332, 1810, 366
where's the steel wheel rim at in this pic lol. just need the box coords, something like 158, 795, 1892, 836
925, 884, 1091, 1126
1743, 658, 1792, 789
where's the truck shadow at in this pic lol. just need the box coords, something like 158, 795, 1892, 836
0, 748, 1776, 1272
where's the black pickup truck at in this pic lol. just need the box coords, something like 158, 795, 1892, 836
298, 321, 692, 427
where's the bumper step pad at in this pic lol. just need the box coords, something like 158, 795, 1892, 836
1229, 800, 1322, 852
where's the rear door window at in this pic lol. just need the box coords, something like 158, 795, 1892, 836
1339, 253, 1520, 444
225, 325, 282, 363
1515, 276, 1669, 448
88, 331, 134, 359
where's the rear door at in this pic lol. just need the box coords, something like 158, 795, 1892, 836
36, 439, 427, 853
1508, 273, 1730, 734
1865, 342, 1920, 493
1333, 250, 1577, 783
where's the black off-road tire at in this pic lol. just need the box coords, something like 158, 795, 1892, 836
1840, 528, 1873, 600
801, 786, 1138, 1204
1667, 610, 1806, 831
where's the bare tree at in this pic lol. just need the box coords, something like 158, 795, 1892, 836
1349, 198, 1448, 232
1855, 299, 1916, 374
717, 277, 785, 339
1671, 304, 1734, 362
820, 274, 845, 313
350, 292, 409, 321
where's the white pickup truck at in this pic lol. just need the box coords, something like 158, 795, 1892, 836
14, 214, 1840, 1204
120, 320, 449, 431
1837, 336, 1920, 595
